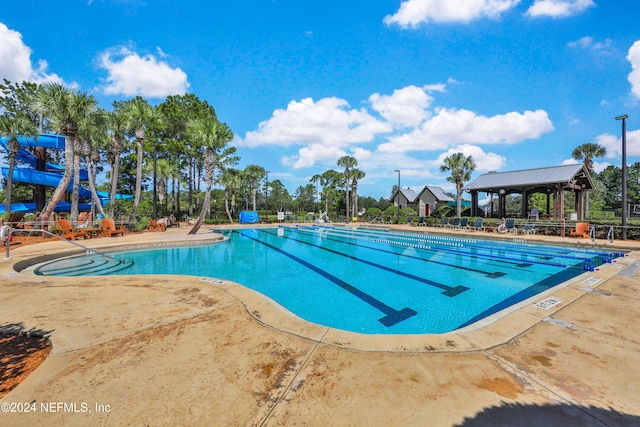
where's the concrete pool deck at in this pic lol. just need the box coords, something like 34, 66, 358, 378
1, 224, 639, 426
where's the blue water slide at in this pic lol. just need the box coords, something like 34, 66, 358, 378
1, 167, 133, 201
1, 167, 93, 198
1, 134, 66, 150
0, 137, 89, 180
0, 201, 96, 215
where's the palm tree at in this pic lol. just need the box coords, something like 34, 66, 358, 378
440, 152, 476, 218
243, 165, 266, 212
337, 155, 358, 222
34, 83, 97, 219
106, 109, 128, 217
154, 159, 174, 207
350, 168, 365, 219
221, 169, 242, 222
572, 142, 606, 218
119, 97, 163, 224
77, 109, 108, 218
186, 117, 234, 234
311, 170, 342, 215
0, 116, 39, 215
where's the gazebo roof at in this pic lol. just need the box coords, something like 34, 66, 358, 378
464, 164, 594, 193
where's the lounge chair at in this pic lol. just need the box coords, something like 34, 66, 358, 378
521, 224, 536, 235
570, 222, 590, 239
147, 218, 166, 232
438, 217, 449, 228
7, 212, 26, 228
417, 217, 426, 227
100, 218, 125, 237
24, 212, 42, 231
56, 218, 88, 241
504, 218, 517, 234
458, 217, 469, 230
167, 214, 179, 227
407, 216, 414, 226
528, 208, 539, 220
450, 217, 461, 229
472, 218, 485, 231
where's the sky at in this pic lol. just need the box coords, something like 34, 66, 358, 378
1, 0, 640, 201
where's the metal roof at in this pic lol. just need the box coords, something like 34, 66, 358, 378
399, 188, 418, 201
421, 186, 454, 202
464, 164, 594, 192
393, 186, 452, 203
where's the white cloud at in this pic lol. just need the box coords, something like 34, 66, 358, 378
432, 144, 506, 172
98, 46, 189, 98
282, 144, 347, 169
562, 157, 609, 173
241, 97, 391, 149
525, 0, 595, 18
627, 40, 640, 99
384, 0, 520, 28
369, 85, 434, 127
567, 36, 612, 51
595, 130, 640, 158
378, 108, 554, 152
0, 23, 64, 85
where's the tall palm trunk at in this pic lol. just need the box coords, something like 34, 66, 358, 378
252, 180, 258, 211
129, 134, 144, 224
86, 149, 104, 216
70, 139, 83, 222
224, 189, 232, 222
4, 139, 21, 215
108, 155, 120, 217
352, 181, 358, 219
189, 147, 214, 235
108, 137, 123, 217
42, 135, 75, 219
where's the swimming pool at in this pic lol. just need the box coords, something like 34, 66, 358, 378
33, 226, 621, 334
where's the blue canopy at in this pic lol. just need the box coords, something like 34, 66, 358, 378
239, 211, 259, 224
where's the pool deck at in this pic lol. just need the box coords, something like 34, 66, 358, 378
1, 224, 639, 426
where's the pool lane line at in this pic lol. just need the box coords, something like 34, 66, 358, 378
259, 229, 469, 297
292, 226, 508, 279
329, 226, 599, 264
304, 226, 568, 268
454, 265, 584, 330
233, 230, 417, 327
296, 225, 553, 273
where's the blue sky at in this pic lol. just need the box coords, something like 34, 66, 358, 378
1, 0, 640, 200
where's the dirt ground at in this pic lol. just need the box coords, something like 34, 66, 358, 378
0, 335, 51, 399
0, 235, 53, 398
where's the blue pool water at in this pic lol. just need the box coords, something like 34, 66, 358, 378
34, 226, 621, 334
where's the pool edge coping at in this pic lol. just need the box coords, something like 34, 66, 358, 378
4, 227, 638, 353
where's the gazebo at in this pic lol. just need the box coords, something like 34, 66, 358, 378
463, 164, 595, 220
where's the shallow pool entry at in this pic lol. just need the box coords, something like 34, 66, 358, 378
32, 226, 624, 334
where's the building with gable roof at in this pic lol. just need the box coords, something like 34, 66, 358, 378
392, 186, 454, 217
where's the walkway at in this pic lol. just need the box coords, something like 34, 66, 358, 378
0, 225, 638, 426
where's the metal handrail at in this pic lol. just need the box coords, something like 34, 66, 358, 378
34, 229, 117, 261
607, 226, 614, 244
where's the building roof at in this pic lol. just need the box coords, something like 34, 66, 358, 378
464, 164, 594, 192
399, 188, 418, 201
423, 185, 454, 202
392, 186, 452, 203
